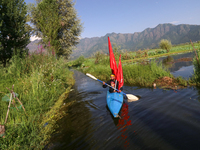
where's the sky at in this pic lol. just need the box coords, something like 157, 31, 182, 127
25, 0, 200, 40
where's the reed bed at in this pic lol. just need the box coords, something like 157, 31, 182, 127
81, 59, 174, 87
0, 53, 74, 149
190, 51, 200, 86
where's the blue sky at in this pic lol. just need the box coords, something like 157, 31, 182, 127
25, 0, 200, 39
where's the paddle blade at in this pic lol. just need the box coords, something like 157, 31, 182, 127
86, 73, 97, 80
126, 94, 139, 101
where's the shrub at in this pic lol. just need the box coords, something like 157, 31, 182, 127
159, 39, 172, 53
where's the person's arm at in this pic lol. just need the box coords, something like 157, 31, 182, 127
109, 88, 114, 93
109, 87, 116, 93
103, 80, 110, 88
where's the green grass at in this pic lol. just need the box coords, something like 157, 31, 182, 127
80, 59, 175, 87
122, 61, 173, 86
0, 53, 74, 149
122, 42, 200, 63
190, 51, 200, 86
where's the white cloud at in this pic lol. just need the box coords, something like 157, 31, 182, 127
169, 21, 180, 24
30, 35, 42, 41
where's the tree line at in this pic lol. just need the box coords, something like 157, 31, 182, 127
0, 0, 82, 67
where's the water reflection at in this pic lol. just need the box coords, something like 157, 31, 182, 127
159, 52, 194, 73
45, 85, 94, 150
162, 56, 174, 68
117, 103, 132, 149
159, 52, 194, 79
172, 65, 194, 79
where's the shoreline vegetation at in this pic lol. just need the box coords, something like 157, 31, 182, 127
69, 41, 200, 89
0, 53, 74, 149
0, 0, 82, 149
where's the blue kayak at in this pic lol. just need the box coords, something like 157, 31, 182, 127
106, 91, 123, 118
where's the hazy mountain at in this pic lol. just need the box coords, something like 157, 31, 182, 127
27, 23, 200, 59
71, 23, 200, 59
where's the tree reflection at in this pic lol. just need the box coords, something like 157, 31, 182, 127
162, 56, 174, 68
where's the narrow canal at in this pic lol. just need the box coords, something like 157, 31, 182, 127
46, 52, 200, 150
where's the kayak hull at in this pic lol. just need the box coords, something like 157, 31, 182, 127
106, 91, 123, 118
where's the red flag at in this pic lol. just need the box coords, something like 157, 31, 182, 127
108, 37, 117, 75
116, 54, 124, 90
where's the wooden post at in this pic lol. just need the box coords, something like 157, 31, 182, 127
6, 86, 26, 113
15, 97, 26, 113
4, 87, 13, 124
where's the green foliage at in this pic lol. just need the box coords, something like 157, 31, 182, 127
31, 0, 82, 59
159, 39, 172, 53
0, 0, 31, 67
191, 51, 200, 85
69, 55, 85, 67
0, 53, 74, 149
113, 43, 121, 57
79, 58, 172, 87
83, 64, 111, 81
31, 0, 61, 55
93, 51, 109, 65
2, 93, 18, 102
122, 61, 172, 86
94, 51, 102, 64
176, 76, 188, 86
57, 0, 82, 59
121, 50, 134, 60
162, 56, 174, 68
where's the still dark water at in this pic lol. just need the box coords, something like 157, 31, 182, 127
47, 52, 200, 150
158, 52, 194, 79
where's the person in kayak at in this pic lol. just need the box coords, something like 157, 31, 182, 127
102, 74, 123, 93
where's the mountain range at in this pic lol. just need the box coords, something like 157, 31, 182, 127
27, 23, 200, 59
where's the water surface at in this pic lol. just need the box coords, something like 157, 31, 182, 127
47, 68, 200, 150
159, 52, 194, 79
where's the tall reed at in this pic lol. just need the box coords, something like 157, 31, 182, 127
191, 51, 200, 86
81, 59, 172, 87
0, 52, 74, 149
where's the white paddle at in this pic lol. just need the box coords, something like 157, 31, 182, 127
86, 73, 139, 101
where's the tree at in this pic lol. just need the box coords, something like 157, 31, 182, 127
31, 0, 82, 59
0, 0, 30, 67
159, 39, 172, 53
30, 0, 61, 55
57, 0, 82, 59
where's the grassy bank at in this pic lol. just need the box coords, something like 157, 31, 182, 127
0, 53, 74, 149
71, 56, 187, 88
122, 42, 200, 63
191, 51, 200, 86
